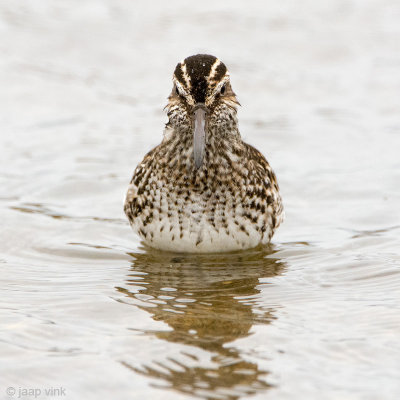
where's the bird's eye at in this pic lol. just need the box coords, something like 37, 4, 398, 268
220, 84, 226, 95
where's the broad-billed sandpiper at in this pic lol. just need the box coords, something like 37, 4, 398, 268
125, 54, 283, 253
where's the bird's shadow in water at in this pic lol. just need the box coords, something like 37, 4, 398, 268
116, 244, 286, 400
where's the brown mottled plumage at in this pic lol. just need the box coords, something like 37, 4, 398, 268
125, 54, 283, 252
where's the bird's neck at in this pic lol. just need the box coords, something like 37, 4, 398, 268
160, 117, 243, 179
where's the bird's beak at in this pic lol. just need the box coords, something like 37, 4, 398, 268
193, 104, 208, 169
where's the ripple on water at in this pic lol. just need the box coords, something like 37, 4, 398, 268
1, 1, 400, 397
114, 247, 286, 398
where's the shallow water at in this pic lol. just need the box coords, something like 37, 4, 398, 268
1, 1, 400, 399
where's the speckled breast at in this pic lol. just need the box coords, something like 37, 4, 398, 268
126, 182, 271, 253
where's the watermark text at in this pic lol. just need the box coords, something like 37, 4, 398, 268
6, 387, 66, 398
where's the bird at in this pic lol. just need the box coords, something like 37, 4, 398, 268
124, 54, 284, 253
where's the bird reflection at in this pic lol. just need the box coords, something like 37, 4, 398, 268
117, 245, 285, 400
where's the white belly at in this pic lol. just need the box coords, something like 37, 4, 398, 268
131, 190, 269, 253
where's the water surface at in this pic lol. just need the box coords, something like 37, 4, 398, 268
1, 1, 400, 399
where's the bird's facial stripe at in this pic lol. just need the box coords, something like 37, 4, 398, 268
174, 63, 191, 92
207, 59, 229, 86
207, 58, 221, 82
180, 62, 192, 90
172, 78, 195, 105
173, 79, 187, 95
215, 74, 230, 91
173, 55, 230, 104
204, 75, 230, 107
174, 63, 185, 85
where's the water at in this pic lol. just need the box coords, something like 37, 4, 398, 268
1, 1, 400, 399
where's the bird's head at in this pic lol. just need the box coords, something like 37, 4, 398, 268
165, 54, 240, 169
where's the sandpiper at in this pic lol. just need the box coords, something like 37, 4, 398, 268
124, 54, 284, 253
